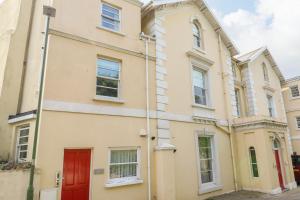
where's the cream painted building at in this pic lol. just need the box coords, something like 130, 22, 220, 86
282, 76, 300, 154
0, 0, 297, 200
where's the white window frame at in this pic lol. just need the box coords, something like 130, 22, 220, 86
100, 2, 121, 32
195, 131, 222, 194
191, 60, 211, 107
234, 88, 241, 117
290, 85, 300, 98
106, 147, 142, 187
267, 94, 276, 117
262, 63, 269, 82
232, 63, 237, 79
96, 57, 121, 99
15, 126, 30, 163
249, 146, 259, 178
296, 117, 300, 129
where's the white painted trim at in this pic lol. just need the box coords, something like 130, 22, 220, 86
194, 130, 222, 194
8, 114, 36, 124
105, 179, 143, 188
286, 181, 297, 190
242, 187, 282, 194
93, 96, 125, 104
43, 100, 222, 124
291, 135, 300, 140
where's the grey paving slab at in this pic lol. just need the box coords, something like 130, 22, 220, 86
206, 188, 300, 200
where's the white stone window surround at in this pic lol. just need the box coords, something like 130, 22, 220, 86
262, 62, 269, 82
105, 147, 143, 188
290, 85, 300, 99
195, 130, 222, 194
189, 58, 213, 109
190, 16, 206, 54
100, 2, 123, 33
266, 93, 277, 118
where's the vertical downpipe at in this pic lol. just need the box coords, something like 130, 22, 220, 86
141, 32, 152, 200
217, 32, 238, 191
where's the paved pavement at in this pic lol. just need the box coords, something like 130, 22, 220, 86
206, 188, 300, 200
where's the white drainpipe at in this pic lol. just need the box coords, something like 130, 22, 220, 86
140, 32, 155, 200
217, 32, 238, 191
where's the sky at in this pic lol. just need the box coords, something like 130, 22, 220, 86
141, 0, 300, 79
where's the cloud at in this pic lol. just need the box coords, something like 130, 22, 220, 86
219, 0, 300, 79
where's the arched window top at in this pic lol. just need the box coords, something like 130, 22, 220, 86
249, 146, 259, 177
192, 21, 202, 48
262, 62, 269, 81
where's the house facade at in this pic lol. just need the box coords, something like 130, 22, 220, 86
0, 0, 297, 200
282, 76, 300, 154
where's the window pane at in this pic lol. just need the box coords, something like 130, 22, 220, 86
96, 87, 118, 97
102, 9, 119, 20
20, 129, 29, 137
111, 150, 137, 163
252, 164, 259, 177
97, 59, 120, 79
97, 77, 118, 89
199, 137, 211, 148
193, 69, 205, 88
19, 152, 27, 159
102, 17, 120, 30
250, 150, 257, 163
201, 171, 213, 184
199, 147, 212, 159
200, 159, 212, 172
103, 4, 119, 16
20, 145, 28, 151
291, 86, 300, 97
297, 117, 300, 128
235, 89, 241, 117
194, 87, 207, 105
110, 164, 137, 179
249, 147, 259, 177
19, 137, 28, 144
193, 36, 200, 48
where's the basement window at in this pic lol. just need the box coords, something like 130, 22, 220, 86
16, 126, 29, 163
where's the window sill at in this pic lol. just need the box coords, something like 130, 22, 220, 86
192, 104, 215, 111
199, 184, 223, 195
96, 26, 126, 37
193, 47, 206, 55
105, 179, 143, 188
291, 96, 300, 100
93, 96, 125, 104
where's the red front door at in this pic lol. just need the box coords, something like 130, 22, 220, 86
62, 149, 91, 200
274, 150, 285, 190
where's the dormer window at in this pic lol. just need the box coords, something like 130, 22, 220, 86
101, 3, 120, 31
262, 63, 269, 82
192, 22, 202, 49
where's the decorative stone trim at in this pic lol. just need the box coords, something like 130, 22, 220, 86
241, 66, 258, 116
228, 57, 238, 117
49, 29, 156, 61
233, 119, 288, 132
